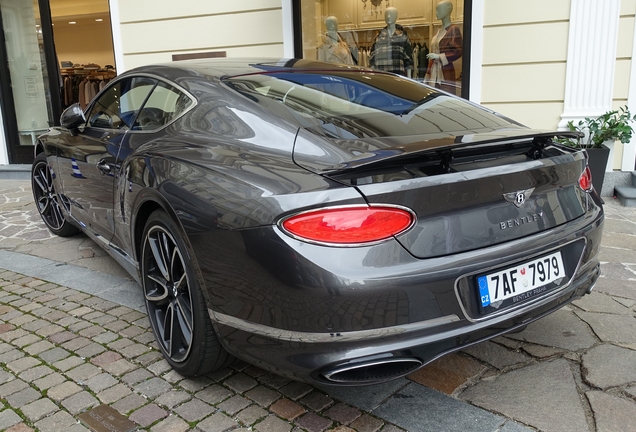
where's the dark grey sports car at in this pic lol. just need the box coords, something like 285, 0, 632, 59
32, 58, 603, 385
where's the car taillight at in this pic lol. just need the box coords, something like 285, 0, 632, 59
579, 166, 593, 192
280, 206, 414, 245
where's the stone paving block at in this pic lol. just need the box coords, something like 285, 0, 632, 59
196, 384, 233, 405
61, 336, 91, 351
0, 369, 14, 383
218, 394, 251, 415
155, 389, 191, 409
102, 358, 138, 376
330, 427, 355, 432
224, 372, 258, 393
122, 368, 153, 385
7, 356, 41, 373
1, 328, 29, 342
0, 348, 24, 364
350, 414, 384, 432
133, 331, 156, 344
460, 359, 587, 432
9, 314, 35, 326
295, 412, 333, 432
279, 381, 313, 401
34, 409, 78, 432
62, 318, 85, 329
254, 415, 292, 432
506, 309, 597, 351
582, 344, 636, 389
150, 415, 190, 432
97, 383, 132, 404
75, 342, 107, 359
6, 386, 41, 408
104, 320, 130, 333
237, 404, 268, 426
462, 341, 532, 371
0, 323, 16, 334
20, 398, 57, 422
197, 412, 241, 432
572, 291, 633, 314
24, 340, 54, 356
69, 306, 93, 317
300, 391, 333, 412
134, 377, 173, 399
134, 350, 163, 366
270, 398, 306, 420
0, 409, 22, 430
11, 334, 41, 348
92, 330, 119, 344
48, 381, 83, 402
575, 311, 636, 344
19, 365, 53, 382
320, 379, 407, 412
324, 403, 361, 425
92, 315, 118, 326
587, 391, 636, 432
47, 331, 76, 344
78, 325, 105, 338
207, 367, 233, 383
379, 425, 406, 432
178, 375, 211, 392
246, 385, 281, 407
120, 325, 145, 338
61, 390, 98, 414
35, 324, 64, 337
91, 351, 122, 367
408, 352, 487, 394
119, 343, 149, 358
53, 355, 84, 372
0, 379, 29, 398
32, 372, 66, 391
163, 369, 186, 384
130, 403, 168, 427
147, 359, 171, 375
174, 398, 213, 422
84, 372, 118, 393
6, 422, 35, 432
112, 393, 148, 415
66, 363, 101, 381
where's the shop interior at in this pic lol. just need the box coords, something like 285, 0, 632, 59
43, 0, 116, 109
300, 0, 464, 95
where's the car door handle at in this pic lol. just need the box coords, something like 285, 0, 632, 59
96, 159, 111, 175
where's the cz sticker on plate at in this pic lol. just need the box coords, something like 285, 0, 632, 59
478, 251, 565, 308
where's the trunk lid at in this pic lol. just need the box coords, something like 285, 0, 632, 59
294, 129, 588, 259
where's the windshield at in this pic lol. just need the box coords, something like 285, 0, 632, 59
224, 71, 516, 139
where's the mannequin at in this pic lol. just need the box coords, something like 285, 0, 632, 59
426, 0, 463, 93
369, 7, 413, 77
317, 16, 354, 65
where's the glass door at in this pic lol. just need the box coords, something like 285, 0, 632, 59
0, 0, 56, 163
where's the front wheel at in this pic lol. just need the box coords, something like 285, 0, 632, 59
141, 210, 232, 376
31, 153, 79, 237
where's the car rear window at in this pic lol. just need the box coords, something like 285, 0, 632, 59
224, 71, 516, 139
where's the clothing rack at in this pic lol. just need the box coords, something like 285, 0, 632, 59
61, 68, 116, 110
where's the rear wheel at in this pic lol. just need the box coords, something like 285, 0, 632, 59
31, 153, 79, 237
141, 210, 232, 376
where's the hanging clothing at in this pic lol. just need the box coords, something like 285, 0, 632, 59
369, 24, 413, 76
317, 33, 354, 65
418, 43, 430, 78
426, 24, 463, 93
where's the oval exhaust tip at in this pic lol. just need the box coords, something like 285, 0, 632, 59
323, 358, 422, 384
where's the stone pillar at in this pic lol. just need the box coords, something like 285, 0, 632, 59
558, 0, 621, 130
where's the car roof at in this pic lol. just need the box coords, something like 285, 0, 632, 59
121, 58, 373, 81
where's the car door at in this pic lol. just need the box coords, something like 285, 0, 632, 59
56, 76, 158, 246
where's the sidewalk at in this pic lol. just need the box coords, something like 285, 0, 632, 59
1, 179, 636, 432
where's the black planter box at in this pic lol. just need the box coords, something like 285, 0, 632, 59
585, 145, 611, 193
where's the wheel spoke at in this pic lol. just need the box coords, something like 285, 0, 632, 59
163, 303, 175, 357
175, 296, 193, 339
50, 199, 64, 229
37, 195, 50, 213
149, 235, 170, 281
146, 270, 169, 301
33, 172, 47, 194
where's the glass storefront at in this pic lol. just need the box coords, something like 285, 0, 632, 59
1, 0, 55, 147
299, 0, 465, 96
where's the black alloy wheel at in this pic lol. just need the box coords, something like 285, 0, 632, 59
31, 153, 79, 237
141, 210, 232, 375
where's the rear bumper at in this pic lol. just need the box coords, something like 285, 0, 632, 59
204, 202, 603, 385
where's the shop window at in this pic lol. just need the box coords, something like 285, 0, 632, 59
298, 0, 465, 96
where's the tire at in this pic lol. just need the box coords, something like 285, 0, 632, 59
31, 153, 80, 237
141, 210, 233, 376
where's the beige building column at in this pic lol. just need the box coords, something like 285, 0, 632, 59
558, 0, 621, 130
624, 5, 636, 172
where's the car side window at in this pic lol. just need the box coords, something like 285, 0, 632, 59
87, 77, 157, 130
133, 82, 193, 131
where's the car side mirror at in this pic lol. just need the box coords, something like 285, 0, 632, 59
60, 103, 86, 130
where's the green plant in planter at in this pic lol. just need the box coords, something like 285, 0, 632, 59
565, 106, 636, 148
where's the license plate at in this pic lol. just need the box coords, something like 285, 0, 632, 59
478, 251, 565, 308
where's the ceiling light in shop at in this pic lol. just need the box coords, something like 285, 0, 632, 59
69, 21, 76, 24
95, 18, 103, 22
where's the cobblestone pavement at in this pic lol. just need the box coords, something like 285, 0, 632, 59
1, 179, 636, 432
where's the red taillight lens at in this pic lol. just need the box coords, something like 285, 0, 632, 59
579, 166, 593, 192
281, 206, 414, 245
